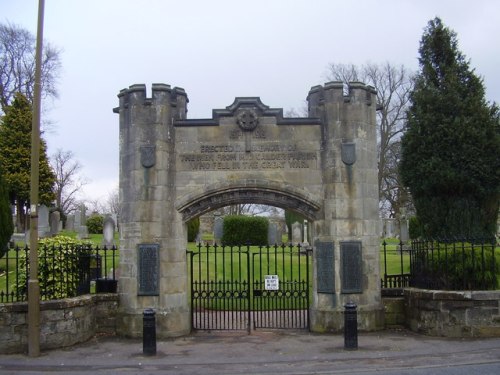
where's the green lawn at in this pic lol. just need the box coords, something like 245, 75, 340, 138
380, 238, 411, 276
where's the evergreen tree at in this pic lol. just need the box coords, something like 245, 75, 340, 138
0, 165, 14, 257
0, 93, 55, 231
400, 18, 500, 238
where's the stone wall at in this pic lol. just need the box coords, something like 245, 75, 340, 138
0, 294, 118, 354
404, 288, 500, 337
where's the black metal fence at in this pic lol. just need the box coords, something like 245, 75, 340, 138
381, 238, 499, 291
0, 244, 118, 303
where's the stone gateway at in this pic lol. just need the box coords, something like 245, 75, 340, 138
113, 82, 383, 337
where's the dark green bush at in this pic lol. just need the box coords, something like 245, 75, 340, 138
413, 241, 499, 290
221, 215, 268, 246
408, 216, 423, 239
86, 215, 104, 234
187, 217, 200, 242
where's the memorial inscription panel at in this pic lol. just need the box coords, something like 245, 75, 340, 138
138, 243, 160, 296
340, 241, 362, 293
316, 241, 335, 294
178, 143, 318, 171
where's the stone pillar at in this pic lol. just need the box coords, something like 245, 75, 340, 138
307, 82, 383, 332
114, 84, 190, 338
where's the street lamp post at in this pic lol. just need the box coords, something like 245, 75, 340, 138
28, 0, 45, 357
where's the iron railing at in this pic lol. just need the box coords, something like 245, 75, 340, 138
381, 238, 499, 291
188, 242, 311, 332
0, 244, 118, 303
409, 238, 498, 290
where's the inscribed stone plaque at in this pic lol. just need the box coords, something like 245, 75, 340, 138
138, 243, 160, 296
340, 241, 362, 293
316, 241, 334, 293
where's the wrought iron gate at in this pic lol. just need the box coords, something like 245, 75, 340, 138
188, 243, 311, 332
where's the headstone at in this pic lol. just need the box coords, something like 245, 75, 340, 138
213, 216, 223, 243
49, 210, 61, 236
400, 219, 409, 242
303, 220, 309, 245
38, 204, 50, 238
102, 215, 116, 247
78, 225, 89, 239
111, 213, 119, 231
292, 221, 302, 245
66, 214, 75, 231
268, 222, 277, 245
79, 204, 87, 225
74, 210, 81, 228
77, 204, 89, 239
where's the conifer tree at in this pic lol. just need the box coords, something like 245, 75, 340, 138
0, 93, 55, 231
0, 165, 14, 257
400, 18, 500, 238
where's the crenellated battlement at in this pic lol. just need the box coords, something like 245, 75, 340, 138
113, 83, 188, 117
307, 81, 376, 117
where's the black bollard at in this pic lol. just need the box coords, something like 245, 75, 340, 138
143, 308, 156, 355
344, 302, 358, 350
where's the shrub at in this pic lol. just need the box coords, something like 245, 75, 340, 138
187, 217, 200, 242
221, 215, 268, 246
408, 216, 423, 239
15, 235, 93, 300
412, 241, 499, 290
86, 215, 104, 234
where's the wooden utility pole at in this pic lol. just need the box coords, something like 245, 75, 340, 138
28, 0, 45, 357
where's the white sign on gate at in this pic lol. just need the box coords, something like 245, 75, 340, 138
265, 275, 279, 290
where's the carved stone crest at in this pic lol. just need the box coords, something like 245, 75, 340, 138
341, 142, 356, 165
140, 145, 156, 168
236, 109, 259, 131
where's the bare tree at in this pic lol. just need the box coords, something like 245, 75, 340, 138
0, 22, 62, 113
326, 62, 414, 218
51, 149, 88, 217
105, 187, 120, 216
222, 204, 281, 217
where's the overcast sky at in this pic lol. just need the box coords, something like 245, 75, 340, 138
2, 0, 499, 205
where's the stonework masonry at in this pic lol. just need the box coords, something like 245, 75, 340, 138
0, 294, 118, 354
113, 82, 383, 337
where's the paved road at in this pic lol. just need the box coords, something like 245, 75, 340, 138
1, 329, 499, 374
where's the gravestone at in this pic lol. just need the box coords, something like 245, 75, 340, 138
111, 213, 119, 231
66, 214, 75, 231
38, 204, 50, 238
400, 219, 409, 242
303, 220, 309, 245
292, 221, 302, 245
49, 211, 60, 236
268, 222, 277, 245
77, 205, 89, 239
213, 216, 223, 243
102, 215, 116, 247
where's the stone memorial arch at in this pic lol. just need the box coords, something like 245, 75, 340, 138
113, 82, 383, 337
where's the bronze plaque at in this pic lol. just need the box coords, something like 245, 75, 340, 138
316, 241, 334, 293
340, 241, 362, 293
138, 243, 159, 295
